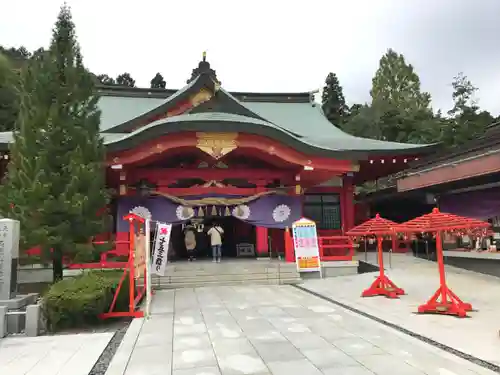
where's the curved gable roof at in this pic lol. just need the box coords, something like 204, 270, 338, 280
101, 76, 204, 133
103, 111, 436, 157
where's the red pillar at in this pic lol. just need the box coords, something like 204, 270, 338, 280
252, 183, 270, 257
284, 227, 294, 262
256, 226, 269, 257
343, 175, 355, 232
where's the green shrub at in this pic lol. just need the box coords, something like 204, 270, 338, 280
42, 270, 135, 332
91, 270, 133, 312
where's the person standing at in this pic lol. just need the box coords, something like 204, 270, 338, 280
184, 224, 197, 261
208, 222, 224, 263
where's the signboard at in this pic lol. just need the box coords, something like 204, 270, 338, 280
152, 222, 172, 276
292, 218, 322, 276
134, 231, 146, 279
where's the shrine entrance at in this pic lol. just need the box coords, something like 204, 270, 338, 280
169, 216, 256, 261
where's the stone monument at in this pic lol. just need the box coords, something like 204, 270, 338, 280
0, 218, 40, 337
0, 218, 20, 300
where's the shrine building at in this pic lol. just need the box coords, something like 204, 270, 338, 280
0, 55, 436, 260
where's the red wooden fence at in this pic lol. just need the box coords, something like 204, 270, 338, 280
318, 236, 355, 261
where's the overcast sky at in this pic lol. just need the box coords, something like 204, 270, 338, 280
2, 0, 500, 114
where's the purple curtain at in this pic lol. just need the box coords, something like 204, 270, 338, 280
116, 194, 302, 232
439, 188, 500, 219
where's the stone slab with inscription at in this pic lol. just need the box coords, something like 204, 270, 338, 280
0, 218, 20, 301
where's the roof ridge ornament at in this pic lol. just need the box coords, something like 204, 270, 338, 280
187, 52, 220, 85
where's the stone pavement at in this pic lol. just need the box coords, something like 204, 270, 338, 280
306, 253, 500, 366
0, 332, 113, 375
107, 284, 498, 375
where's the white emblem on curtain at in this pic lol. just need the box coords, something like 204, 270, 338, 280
130, 206, 152, 220
272, 204, 291, 222
176, 205, 195, 220
232, 205, 251, 220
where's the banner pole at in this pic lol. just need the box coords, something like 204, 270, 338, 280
145, 218, 152, 318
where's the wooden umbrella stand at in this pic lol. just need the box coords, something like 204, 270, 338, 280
347, 214, 404, 299
395, 208, 490, 318
362, 236, 404, 298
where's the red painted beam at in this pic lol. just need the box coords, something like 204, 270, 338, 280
107, 132, 357, 173
157, 186, 264, 196
397, 152, 500, 192
132, 168, 293, 182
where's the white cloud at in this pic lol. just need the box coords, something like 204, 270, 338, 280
1, 0, 499, 114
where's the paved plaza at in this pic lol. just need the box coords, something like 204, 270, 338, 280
106, 283, 498, 375
2, 254, 499, 375
0, 331, 113, 375
339, 253, 500, 365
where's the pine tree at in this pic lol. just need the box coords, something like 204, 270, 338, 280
1, 4, 110, 281
321, 73, 349, 126
0, 53, 19, 131
150, 72, 166, 89
97, 74, 116, 86
116, 72, 135, 87
0, 60, 52, 253
441, 73, 493, 146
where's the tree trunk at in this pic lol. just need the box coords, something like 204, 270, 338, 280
52, 246, 63, 283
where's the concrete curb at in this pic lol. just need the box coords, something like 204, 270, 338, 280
104, 318, 144, 375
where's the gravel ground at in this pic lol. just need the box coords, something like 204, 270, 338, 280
88, 321, 131, 375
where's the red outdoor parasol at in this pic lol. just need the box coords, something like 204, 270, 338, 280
347, 214, 404, 298
395, 208, 490, 317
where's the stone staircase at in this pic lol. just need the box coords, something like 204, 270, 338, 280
145, 259, 302, 289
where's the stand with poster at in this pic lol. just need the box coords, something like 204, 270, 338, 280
151, 222, 173, 276
100, 213, 149, 319
292, 218, 322, 277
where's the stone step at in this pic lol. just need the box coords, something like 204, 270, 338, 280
157, 269, 299, 277
147, 278, 302, 289
155, 270, 299, 277
139, 260, 301, 289
147, 273, 300, 284
163, 264, 297, 273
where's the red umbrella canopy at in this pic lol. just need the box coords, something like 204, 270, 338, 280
346, 214, 398, 236
394, 208, 491, 234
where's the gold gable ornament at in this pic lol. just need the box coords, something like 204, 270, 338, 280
211, 206, 218, 216
190, 89, 213, 107
196, 132, 238, 159
224, 206, 231, 216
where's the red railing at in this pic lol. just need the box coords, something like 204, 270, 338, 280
24, 232, 131, 269
392, 237, 411, 253
318, 236, 355, 261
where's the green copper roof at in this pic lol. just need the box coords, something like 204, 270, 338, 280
102, 111, 434, 157
0, 98, 435, 155
98, 76, 201, 132
0, 56, 437, 157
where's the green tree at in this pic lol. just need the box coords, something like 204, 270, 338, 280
321, 72, 349, 126
150, 72, 166, 89
367, 49, 437, 143
97, 74, 116, 86
31, 47, 47, 62
0, 53, 19, 131
116, 72, 135, 87
342, 105, 384, 139
441, 73, 493, 146
1, 5, 110, 281
0, 61, 52, 254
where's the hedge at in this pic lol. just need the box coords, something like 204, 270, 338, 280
42, 270, 133, 332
